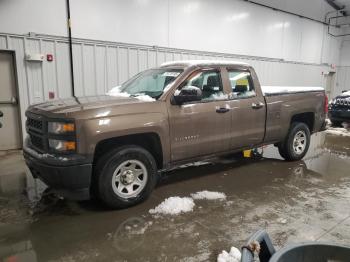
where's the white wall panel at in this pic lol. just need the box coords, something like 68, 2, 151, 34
129, 48, 139, 78
55, 42, 72, 98
72, 43, 84, 96
66, 0, 340, 65
0, 0, 342, 66
119, 47, 130, 84
25, 39, 44, 103
82, 44, 96, 96
339, 40, 350, 66
336, 67, 350, 96
70, 0, 169, 47
299, 21, 324, 64
0, 0, 67, 36
42, 40, 58, 100
95, 46, 108, 95
106, 47, 119, 88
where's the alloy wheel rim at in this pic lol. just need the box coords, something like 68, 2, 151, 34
293, 130, 306, 155
112, 160, 148, 198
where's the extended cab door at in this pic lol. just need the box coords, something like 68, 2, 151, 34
223, 67, 266, 149
167, 68, 232, 162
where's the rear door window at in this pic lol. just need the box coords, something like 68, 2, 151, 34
227, 70, 256, 99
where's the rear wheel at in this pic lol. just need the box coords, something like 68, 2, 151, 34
278, 122, 310, 161
94, 145, 157, 209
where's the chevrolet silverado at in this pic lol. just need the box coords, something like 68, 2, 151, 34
24, 60, 327, 208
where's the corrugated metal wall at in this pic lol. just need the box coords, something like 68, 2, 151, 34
336, 66, 350, 95
0, 32, 335, 140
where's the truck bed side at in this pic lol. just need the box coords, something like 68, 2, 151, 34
264, 91, 326, 143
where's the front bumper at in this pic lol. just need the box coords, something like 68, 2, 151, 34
23, 142, 92, 200
329, 109, 350, 122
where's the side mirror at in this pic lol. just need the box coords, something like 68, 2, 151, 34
171, 86, 202, 105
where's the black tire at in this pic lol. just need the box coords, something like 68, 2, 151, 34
94, 145, 157, 209
331, 120, 342, 127
278, 122, 310, 161
277, 145, 287, 159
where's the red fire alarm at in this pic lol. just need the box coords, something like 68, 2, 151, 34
49, 91, 55, 99
47, 54, 53, 62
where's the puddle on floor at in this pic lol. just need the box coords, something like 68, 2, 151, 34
0, 131, 349, 261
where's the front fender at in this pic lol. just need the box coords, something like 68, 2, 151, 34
76, 112, 170, 164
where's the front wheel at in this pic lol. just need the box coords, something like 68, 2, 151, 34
94, 145, 157, 209
278, 122, 310, 161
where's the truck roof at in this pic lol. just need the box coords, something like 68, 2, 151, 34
160, 60, 249, 68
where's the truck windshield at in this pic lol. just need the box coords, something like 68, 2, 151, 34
110, 68, 183, 99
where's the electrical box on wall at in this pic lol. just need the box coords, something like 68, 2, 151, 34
25, 53, 44, 62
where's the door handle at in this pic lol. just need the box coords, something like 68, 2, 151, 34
0, 97, 17, 105
216, 107, 230, 113
251, 102, 264, 109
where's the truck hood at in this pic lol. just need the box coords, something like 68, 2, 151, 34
28, 95, 156, 115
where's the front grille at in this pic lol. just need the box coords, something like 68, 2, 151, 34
27, 118, 43, 131
26, 113, 47, 152
335, 97, 350, 107
29, 134, 44, 151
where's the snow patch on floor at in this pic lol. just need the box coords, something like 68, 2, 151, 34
325, 127, 350, 137
149, 197, 195, 215
217, 247, 241, 262
191, 191, 226, 200
149, 190, 227, 215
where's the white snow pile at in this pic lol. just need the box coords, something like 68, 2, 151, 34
191, 191, 226, 200
325, 127, 350, 137
132, 94, 155, 102
107, 86, 130, 97
261, 86, 324, 95
149, 197, 195, 215
149, 191, 227, 215
107, 86, 155, 102
217, 247, 241, 262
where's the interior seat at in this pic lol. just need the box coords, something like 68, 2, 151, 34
203, 75, 220, 98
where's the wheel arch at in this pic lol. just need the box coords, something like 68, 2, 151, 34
93, 132, 164, 169
290, 112, 315, 132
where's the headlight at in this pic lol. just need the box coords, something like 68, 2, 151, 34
49, 139, 76, 152
48, 122, 75, 134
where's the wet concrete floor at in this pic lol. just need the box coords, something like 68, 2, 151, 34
0, 131, 350, 261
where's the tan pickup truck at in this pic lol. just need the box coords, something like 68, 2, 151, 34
24, 60, 327, 208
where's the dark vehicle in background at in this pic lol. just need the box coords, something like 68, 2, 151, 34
328, 90, 350, 126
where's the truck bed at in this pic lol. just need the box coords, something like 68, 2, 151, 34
262, 86, 326, 143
